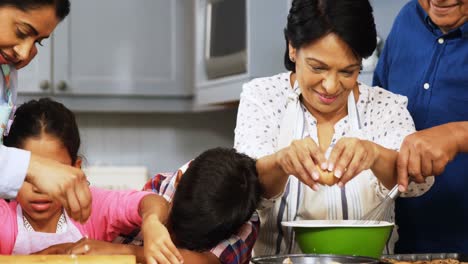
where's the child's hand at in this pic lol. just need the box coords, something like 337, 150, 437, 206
31, 242, 75, 254
65, 238, 125, 255
142, 214, 184, 264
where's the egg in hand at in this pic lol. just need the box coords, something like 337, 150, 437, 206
316, 164, 339, 186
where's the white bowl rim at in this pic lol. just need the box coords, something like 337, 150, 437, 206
282, 220, 394, 228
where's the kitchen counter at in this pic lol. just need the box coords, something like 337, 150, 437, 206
0, 255, 135, 264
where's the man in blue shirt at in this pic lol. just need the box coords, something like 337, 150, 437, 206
373, 0, 468, 253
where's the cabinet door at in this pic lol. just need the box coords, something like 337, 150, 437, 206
17, 40, 52, 94
53, 0, 193, 96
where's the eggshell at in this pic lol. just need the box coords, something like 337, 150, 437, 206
316, 164, 339, 186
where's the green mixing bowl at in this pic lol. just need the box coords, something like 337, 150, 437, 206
282, 220, 394, 259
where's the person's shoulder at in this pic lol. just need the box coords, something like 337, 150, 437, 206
397, 0, 419, 19
242, 72, 291, 96
0, 199, 17, 216
359, 83, 408, 107
240, 72, 293, 112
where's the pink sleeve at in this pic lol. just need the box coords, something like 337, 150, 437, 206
0, 200, 18, 254
75, 187, 153, 242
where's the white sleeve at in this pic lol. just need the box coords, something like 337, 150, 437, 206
234, 82, 279, 159
0, 145, 30, 198
366, 88, 433, 198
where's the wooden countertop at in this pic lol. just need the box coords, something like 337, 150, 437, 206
0, 255, 135, 264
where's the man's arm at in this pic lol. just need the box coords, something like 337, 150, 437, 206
452, 121, 468, 153
397, 121, 468, 191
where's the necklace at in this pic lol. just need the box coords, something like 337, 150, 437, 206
22, 213, 67, 233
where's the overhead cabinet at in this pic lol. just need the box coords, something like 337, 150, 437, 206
18, 0, 194, 112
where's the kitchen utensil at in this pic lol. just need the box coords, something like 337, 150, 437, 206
282, 220, 393, 258
361, 185, 400, 224
251, 254, 380, 264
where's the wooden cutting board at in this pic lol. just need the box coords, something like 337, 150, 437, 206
0, 255, 135, 264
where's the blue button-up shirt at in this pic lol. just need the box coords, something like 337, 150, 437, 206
374, 0, 468, 253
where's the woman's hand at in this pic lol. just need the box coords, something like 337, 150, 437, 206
142, 214, 183, 264
26, 154, 92, 223
275, 137, 328, 191
328, 137, 380, 187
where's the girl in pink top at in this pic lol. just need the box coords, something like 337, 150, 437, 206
0, 98, 183, 264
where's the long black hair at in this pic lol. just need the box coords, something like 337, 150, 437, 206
284, 0, 377, 72
4, 98, 80, 164
0, 0, 70, 20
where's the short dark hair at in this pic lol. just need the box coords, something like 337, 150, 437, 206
284, 0, 377, 72
0, 0, 70, 20
169, 147, 261, 252
4, 98, 80, 164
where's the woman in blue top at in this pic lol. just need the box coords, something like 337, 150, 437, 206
373, 0, 468, 253
0, 0, 91, 223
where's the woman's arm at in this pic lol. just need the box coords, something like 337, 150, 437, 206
397, 121, 468, 191
256, 153, 289, 199
369, 143, 398, 189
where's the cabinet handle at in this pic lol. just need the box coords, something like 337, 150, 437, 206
56, 80, 68, 91
39, 80, 50, 91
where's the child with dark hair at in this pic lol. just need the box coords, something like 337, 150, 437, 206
156, 147, 261, 252
1, 98, 183, 264
112, 147, 262, 264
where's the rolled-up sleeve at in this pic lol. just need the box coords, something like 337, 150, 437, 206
0, 145, 30, 198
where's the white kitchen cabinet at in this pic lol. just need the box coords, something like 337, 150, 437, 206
18, 0, 194, 111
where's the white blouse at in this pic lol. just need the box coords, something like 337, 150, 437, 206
234, 72, 433, 256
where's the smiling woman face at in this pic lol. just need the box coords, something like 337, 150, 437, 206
419, 0, 468, 33
289, 33, 361, 123
0, 5, 59, 69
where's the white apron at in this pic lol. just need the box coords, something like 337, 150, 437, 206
12, 205, 83, 254
255, 81, 389, 256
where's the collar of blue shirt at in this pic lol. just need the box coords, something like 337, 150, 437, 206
416, 1, 468, 39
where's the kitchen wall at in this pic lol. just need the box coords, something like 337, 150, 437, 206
75, 0, 409, 175
76, 109, 238, 174
371, 0, 409, 40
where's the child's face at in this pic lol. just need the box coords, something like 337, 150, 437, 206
17, 133, 80, 224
